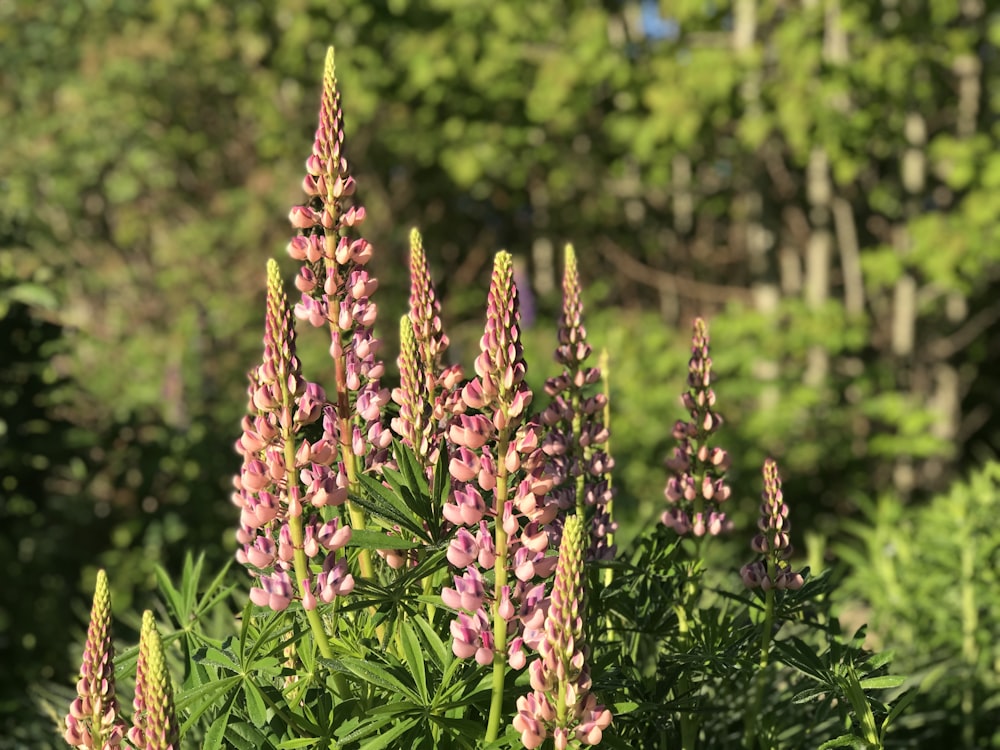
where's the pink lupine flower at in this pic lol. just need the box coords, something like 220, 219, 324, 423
541, 245, 617, 560
441, 251, 557, 674
661, 318, 734, 537
128, 611, 179, 750
233, 259, 353, 611
740, 459, 804, 591
514, 515, 612, 747
63, 570, 126, 750
287, 46, 390, 478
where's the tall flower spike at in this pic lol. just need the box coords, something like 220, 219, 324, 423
391, 228, 463, 471
287, 47, 389, 580
661, 317, 733, 537
541, 244, 616, 559
232, 259, 353, 613
740, 459, 804, 591
128, 611, 179, 750
64, 570, 126, 749
442, 251, 559, 742
514, 515, 612, 748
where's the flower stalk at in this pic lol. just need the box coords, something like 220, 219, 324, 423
662, 318, 732, 542
741, 459, 803, 749
128, 611, 179, 750
440, 251, 558, 742
233, 260, 354, 658
513, 514, 612, 748
287, 46, 391, 583
541, 245, 616, 561
63, 570, 126, 750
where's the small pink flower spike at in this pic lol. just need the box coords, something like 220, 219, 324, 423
740, 459, 804, 591
233, 259, 352, 611
64, 570, 126, 750
661, 317, 733, 537
514, 515, 612, 746
541, 244, 617, 559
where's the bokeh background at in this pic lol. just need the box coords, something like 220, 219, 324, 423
2, 1, 998, 746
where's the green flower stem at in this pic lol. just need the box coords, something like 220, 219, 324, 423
322, 240, 376, 584
279, 379, 335, 663
745, 562, 776, 750
572, 389, 586, 518
484, 433, 512, 743
421, 571, 437, 623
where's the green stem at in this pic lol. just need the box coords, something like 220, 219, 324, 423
572, 388, 585, 519
745, 563, 776, 750
324, 245, 375, 584
484, 434, 511, 743
281, 395, 336, 662
677, 603, 698, 750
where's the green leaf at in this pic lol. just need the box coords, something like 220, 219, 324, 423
354, 474, 428, 538
357, 718, 419, 750
243, 681, 268, 727
332, 657, 422, 704
858, 675, 905, 690
348, 528, 421, 550
202, 705, 233, 750
398, 618, 428, 703
818, 735, 866, 749
775, 636, 827, 681
195, 643, 240, 672
412, 611, 449, 671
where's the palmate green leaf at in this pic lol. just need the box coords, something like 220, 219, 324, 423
195, 642, 241, 672
354, 473, 429, 540
775, 636, 827, 682
430, 444, 452, 528
860, 649, 895, 673
426, 716, 482, 748
390, 438, 431, 496
335, 713, 403, 745
328, 656, 423, 704
279, 738, 328, 749
181, 676, 241, 741
791, 686, 831, 705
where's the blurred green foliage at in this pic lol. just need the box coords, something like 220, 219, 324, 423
0, 0, 997, 744
835, 462, 1000, 748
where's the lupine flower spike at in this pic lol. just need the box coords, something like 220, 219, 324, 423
286, 46, 390, 579
514, 514, 613, 749
128, 611, 179, 750
441, 250, 559, 742
740, 459, 804, 591
63, 569, 126, 749
391, 228, 463, 471
232, 259, 353, 619
661, 317, 733, 537
541, 244, 616, 559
